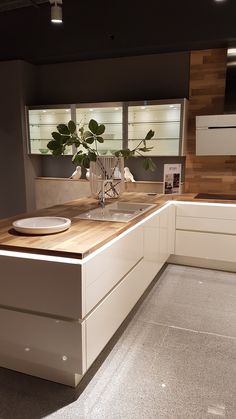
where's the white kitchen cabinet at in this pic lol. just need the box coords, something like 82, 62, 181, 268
0, 203, 175, 387
0, 306, 86, 387
26, 98, 188, 157
0, 254, 83, 319
76, 103, 123, 155
196, 114, 236, 156
27, 106, 73, 155
86, 258, 156, 369
84, 226, 143, 315
128, 99, 188, 156
175, 230, 236, 263
143, 203, 174, 267
174, 202, 236, 265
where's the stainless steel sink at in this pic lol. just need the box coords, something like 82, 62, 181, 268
76, 202, 157, 222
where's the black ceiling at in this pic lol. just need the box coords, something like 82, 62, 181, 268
1, 0, 236, 65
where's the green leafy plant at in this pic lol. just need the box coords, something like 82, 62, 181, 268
47, 119, 156, 171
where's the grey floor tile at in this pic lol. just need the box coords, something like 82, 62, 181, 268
2, 264, 236, 419
199, 308, 236, 338
135, 299, 202, 330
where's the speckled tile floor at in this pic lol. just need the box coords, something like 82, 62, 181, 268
1, 264, 236, 418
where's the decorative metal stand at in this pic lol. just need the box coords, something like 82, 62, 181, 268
90, 156, 124, 199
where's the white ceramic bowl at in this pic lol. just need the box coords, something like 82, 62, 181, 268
12, 216, 71, 235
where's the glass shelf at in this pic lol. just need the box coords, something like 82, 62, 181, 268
128, 103, 182, 156
76, 105, 123, 153
27, 107, 72, 155
26, 100, 187, 157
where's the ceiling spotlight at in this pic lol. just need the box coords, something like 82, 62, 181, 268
50, 0, 63, 24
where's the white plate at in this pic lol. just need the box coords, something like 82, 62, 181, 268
12, 216, 71, 235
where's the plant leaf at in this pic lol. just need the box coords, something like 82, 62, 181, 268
72, 153, 84, 164
143, 157, 156, 172
120, 148, 132, 158
96, 136, 104, 143
88, 151, 97, 161
96, 124, 105, 135
61, 135, 71, 144
83, 156, 90, 168
145, 130, 155, 141
88, 119, 98, 134
47, 140, 60, 151
68, 120, 76, 134
52, 146, 64, 156
51, 132, 62, 142
85, 137, 94, 144
138, 146, 153, 152
57, 124, 70, 135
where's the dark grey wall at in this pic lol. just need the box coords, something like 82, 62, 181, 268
19, 61, 42, 212
0, 60, 40, 219
37, 52, 190, 104
127, 157, 185, 182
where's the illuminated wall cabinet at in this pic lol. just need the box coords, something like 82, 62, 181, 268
127, 99, 188, 156
26, 99, 188, 156
75, 102, 123, 155
26, 106, 74, 155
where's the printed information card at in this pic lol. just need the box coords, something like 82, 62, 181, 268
163, 164, 182, 194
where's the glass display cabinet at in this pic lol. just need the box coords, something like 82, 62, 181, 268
76, 103, 123, 155
26, 99, 188, 156
26, 106, 73, 155
127, 99, 187, 156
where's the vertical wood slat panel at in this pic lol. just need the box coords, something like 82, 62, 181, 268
184, 48, 236, 194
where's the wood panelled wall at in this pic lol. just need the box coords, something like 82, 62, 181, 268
185, 48, 236, 193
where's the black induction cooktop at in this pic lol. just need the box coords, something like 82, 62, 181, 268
195, 193, 236, 200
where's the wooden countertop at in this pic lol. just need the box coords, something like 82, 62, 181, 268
0, 192, 235, 260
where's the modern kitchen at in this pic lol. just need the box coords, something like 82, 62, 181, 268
1, 1, 236, 418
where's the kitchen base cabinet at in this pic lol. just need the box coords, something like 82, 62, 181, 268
173, 201, 236, 270
5, 199, 236, 387
0, 307, 86, 387
175, 230, 236, 262
0, 205, 173, 387
86, 258, 158, 369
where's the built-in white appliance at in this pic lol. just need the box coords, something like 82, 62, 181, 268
196, 114, 236, 155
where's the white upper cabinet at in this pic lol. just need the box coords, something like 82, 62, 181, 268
76, 103, 123, 155
27, 106, 73, 155
196, 114, 236, 156
128, 99, 188, 156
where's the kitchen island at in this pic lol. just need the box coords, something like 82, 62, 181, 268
1, 192, 236, 386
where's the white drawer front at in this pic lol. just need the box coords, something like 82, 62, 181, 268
144, 227, 159, 264
168, 204, 176, 254
0, 308, 85, 375
143, 211, 160, 228
84, 226, 143, 315
176, 203, 236, 220
176, 216, 236, 234
86, 259, 158, 369
143, 212, 159, 263
0, 256, 82, 319
175, 230, 236, 263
